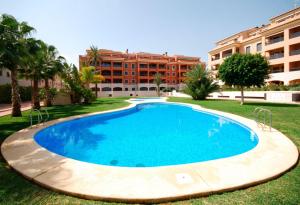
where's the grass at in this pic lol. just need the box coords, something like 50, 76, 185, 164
0, 97, 299, 204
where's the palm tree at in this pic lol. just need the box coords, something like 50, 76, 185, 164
184, 64, 219, 100
154, 73, 162, 97
41, 45, 65, 107
92, 74, 105, 97
19, 39, 46, 109
80, 66, 95, 88
0, 14, 35, 116
89, 45, 99, 67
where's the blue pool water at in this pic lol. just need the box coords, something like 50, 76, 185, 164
34, 103, 258, 167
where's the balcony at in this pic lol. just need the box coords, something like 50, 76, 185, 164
222, 53, 232, 58
290, 49, 300, 56
139, 72, 148, 76
113, 71, 122, 76
269, 53, 284, 60
222, 49, 232, 58
113, 62, 122, 68
270, 64, 284, 73
101, 62, 111, 67
266, 33, 284, 45
139, 64, 148, 69
290, 31, 300, 39
290, 61, 300, 72
212, 56, 220, 61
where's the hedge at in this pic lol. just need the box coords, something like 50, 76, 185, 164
0, 84, 32, 103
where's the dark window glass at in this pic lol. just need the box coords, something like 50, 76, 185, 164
257, 43, 262, 52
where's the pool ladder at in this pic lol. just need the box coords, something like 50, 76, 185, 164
29, 108, 49, 127
254, 107, 272, 131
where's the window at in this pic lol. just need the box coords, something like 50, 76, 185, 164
172, 65, 175, 70
132, 79, 135, 83
125, 63, 128, 68
125, 87, 128, 91
246, 46, 251, 54
124, 71, 128, 75
132, 72, 135, 75
132, 87, 135, 91
132, 64, 135, 69
172, 72, 175, 76
125, 80, 128, 83
256, 43, 262, 52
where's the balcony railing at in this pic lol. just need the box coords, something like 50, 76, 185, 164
290, 31, 300, 39
222, 53, 232, 58
266, 36, 284, 45
270, 69, 284, 73
290, 49, 300, 56
269, 53, 284, 60
290, 67, 300, 71
101, 64, 111, 67
212, 57, 220, 61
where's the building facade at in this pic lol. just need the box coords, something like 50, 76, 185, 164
79, 49, 203, 95
208, 7, 300, 85
0, 68, 63, 88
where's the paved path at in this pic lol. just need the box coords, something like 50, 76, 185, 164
0, 101, 32, 117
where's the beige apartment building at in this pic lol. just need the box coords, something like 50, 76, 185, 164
208, 7, 300, 85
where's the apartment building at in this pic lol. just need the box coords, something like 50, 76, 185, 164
79, 49, 203, 95
0, 68, 63, 88
208, 7, 300, 85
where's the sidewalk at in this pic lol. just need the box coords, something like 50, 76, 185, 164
0, 101, 32, 117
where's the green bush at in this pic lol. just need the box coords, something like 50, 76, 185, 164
0, 84, 32, 103
0, 84, 12, 103
39, 88, 57, 101
19, 86, 32, 101
184, 65, 219, 100
82, 87, 96, 104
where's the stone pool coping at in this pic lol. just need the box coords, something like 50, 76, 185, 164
1, 99, 299, 203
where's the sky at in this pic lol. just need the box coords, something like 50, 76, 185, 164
0, 0, 296, 67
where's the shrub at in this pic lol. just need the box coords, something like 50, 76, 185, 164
0, 84, 32, 103
39, 88, 57, 101
184, 64, 219, 100
82, 87, 96, 104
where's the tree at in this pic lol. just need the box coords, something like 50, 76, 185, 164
62, 64, 96, 104
0, 14, 35, 116
61, 63, 82, 103
219, 53, 269, 104
154, 73, 162, 97
88, 45, 99, 68
41, 45, 65, 107
184, 64, 219, 100
19, 38, 46, 109
80, 66, 95, 88
92, 74, 105, 97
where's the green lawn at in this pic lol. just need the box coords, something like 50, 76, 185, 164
0, 97, 299, 205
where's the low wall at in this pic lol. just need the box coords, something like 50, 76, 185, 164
53, 92, 71, 105
208, 91, 300, 103
97, 91, 162, 97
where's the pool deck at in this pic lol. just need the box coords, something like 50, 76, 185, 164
1, 98, 299, 203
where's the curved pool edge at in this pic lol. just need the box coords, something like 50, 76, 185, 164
1, 100, 299, 203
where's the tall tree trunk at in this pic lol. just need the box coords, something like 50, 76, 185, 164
10, 69, 22, 117
45, 78, 52, 107
32, 78, 40, 109
95, 83, 98, 98
157, 85, 160, 97
240, 86, 244, 105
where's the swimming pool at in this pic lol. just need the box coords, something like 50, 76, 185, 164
34, 103, 258, 167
